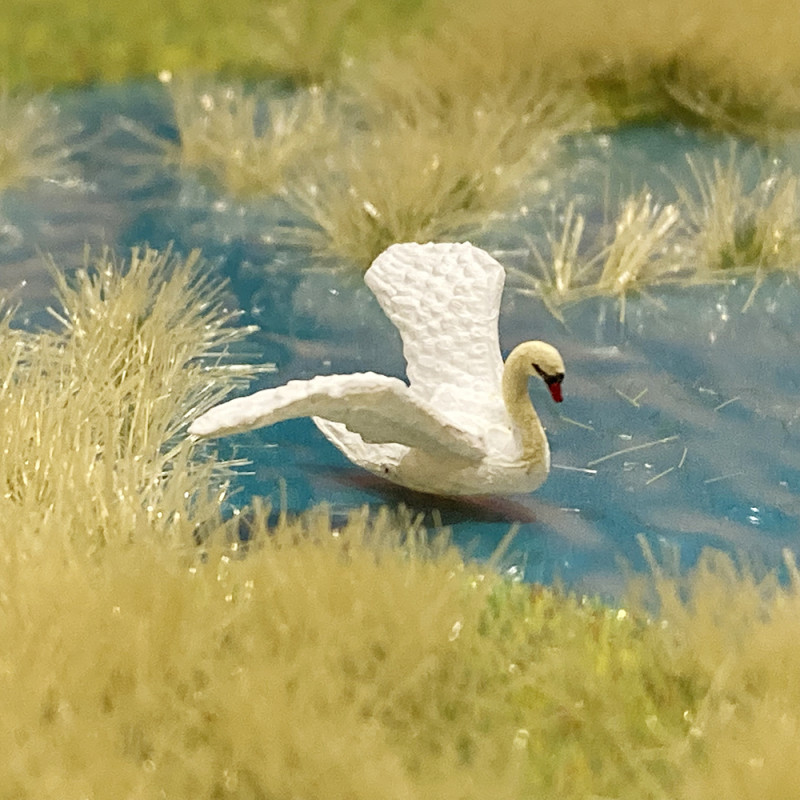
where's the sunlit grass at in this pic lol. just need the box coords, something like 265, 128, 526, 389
516, 191, 683, 320
164, 77, 800, 297
596, 191, 682, 320
6, 473, 800, 797
507, 146, 800, 318
164, 77, 800, 289
167, 74, 567, 269
679, 150, 800, 277
521, 200, 593, 321
287, 5, 592, 267
0, 245, 262, 554
634, 543, 800, 800
166, 63, 582, 269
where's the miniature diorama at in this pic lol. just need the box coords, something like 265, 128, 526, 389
3, 0, 800, 796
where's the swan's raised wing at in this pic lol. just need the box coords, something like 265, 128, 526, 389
365, 242, 505, 400
189, 372, 484, 460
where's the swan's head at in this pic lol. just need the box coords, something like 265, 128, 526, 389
506, 341, 565, 402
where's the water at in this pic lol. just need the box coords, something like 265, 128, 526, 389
4, 81, 800, 595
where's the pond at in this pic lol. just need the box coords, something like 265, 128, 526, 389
3, 82, 799, 596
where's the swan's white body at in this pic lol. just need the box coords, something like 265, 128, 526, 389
190, 242, 564, 496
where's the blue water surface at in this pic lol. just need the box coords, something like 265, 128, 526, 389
3, 81, 800, 596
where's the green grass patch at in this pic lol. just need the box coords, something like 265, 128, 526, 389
4, 0, 800, 137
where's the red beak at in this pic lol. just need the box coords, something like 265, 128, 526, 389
548, 382, 563, 403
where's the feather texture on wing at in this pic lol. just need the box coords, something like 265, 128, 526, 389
189, 372, 484, 461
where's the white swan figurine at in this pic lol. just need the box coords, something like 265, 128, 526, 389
189, 242, 565, 496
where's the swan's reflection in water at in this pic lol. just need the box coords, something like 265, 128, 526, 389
304, 465, 541, 525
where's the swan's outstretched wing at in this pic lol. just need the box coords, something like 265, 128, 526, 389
365, 242, 505, 400
188, 373, 484, 460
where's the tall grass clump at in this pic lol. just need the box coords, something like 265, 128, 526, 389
679, 150, 800, 281
0, 245, 258, 555
0, 89, 72, 191
168, 77, 332, 198
517, 191, 682, 320
288, 37, 586, 267
288, 103, 565, 267
596, 192, 682, 293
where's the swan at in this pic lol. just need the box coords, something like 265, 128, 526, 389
189, 242, 565, 496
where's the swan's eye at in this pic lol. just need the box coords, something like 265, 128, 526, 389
533, 363, 564, 387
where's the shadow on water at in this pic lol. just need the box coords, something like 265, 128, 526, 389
301, 464, 542, 525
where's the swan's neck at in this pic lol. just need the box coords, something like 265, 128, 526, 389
501, 351, 547, 464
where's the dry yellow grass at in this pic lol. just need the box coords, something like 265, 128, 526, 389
0, 245, 259, 554
635, 544, 800, 800
288, 97, 571, 267
508, 147, 800, 319
280, 8, 591, 267
7, 490, 800, 798
516, 191, 683, 320
166, 72, 580, 268
679, 150, 800, 278
596, 191, 682, 297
